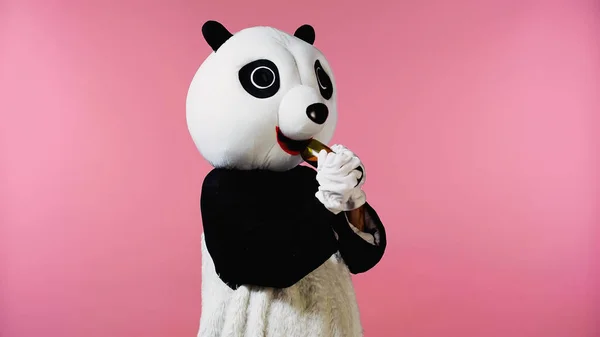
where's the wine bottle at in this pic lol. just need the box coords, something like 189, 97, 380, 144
300, 139, 364, 179
301, 139, 365, 231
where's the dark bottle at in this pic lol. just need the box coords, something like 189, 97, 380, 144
301, 138, 366, 231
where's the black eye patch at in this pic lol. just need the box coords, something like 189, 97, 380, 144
314, 60, 333, 100
239, 59, 280, 99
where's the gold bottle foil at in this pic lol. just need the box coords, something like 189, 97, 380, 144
301, 139, 332, 169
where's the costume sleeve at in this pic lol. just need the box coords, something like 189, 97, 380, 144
332, 203, 387, 274
345, 221, 376, 245
200, 169, 340, 290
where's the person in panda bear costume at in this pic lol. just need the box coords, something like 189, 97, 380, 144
186, 20, 388, 337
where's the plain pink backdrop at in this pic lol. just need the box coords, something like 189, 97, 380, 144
1, 0, 598, 336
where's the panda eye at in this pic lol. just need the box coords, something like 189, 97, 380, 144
314, 60, 333, 100
239, 59, 280, 99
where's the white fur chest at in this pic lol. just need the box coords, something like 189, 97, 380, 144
198, 235, 364, 337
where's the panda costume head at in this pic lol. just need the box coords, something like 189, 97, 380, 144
186, 21, 337, 171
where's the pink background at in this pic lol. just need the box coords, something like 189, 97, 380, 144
1, 0, 598, 336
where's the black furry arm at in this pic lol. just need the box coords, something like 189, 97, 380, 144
333, 203, 387, 274
298, 166, 388, 274
200, 168, 340, 290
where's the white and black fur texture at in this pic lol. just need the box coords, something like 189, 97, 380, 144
186, 20, 387, 337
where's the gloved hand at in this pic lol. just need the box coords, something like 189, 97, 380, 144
315, 144, 367, 214
329, 144, 366, 188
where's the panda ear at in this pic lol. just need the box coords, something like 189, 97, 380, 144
202, 20, 233, 52
294, 24, 315, 45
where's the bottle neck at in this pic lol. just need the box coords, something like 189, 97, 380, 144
301, 139, 333, 168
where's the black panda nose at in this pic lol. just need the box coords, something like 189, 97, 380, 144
306, 103, 329, 125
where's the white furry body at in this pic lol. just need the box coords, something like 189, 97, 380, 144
198, 235, 364, 337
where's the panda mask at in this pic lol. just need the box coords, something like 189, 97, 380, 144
186, 21, 337, 171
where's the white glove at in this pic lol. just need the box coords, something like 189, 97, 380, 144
330, 144, 366, 187
315, 144, 367, 214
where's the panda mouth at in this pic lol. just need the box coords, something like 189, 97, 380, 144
275, 127, 312, 156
